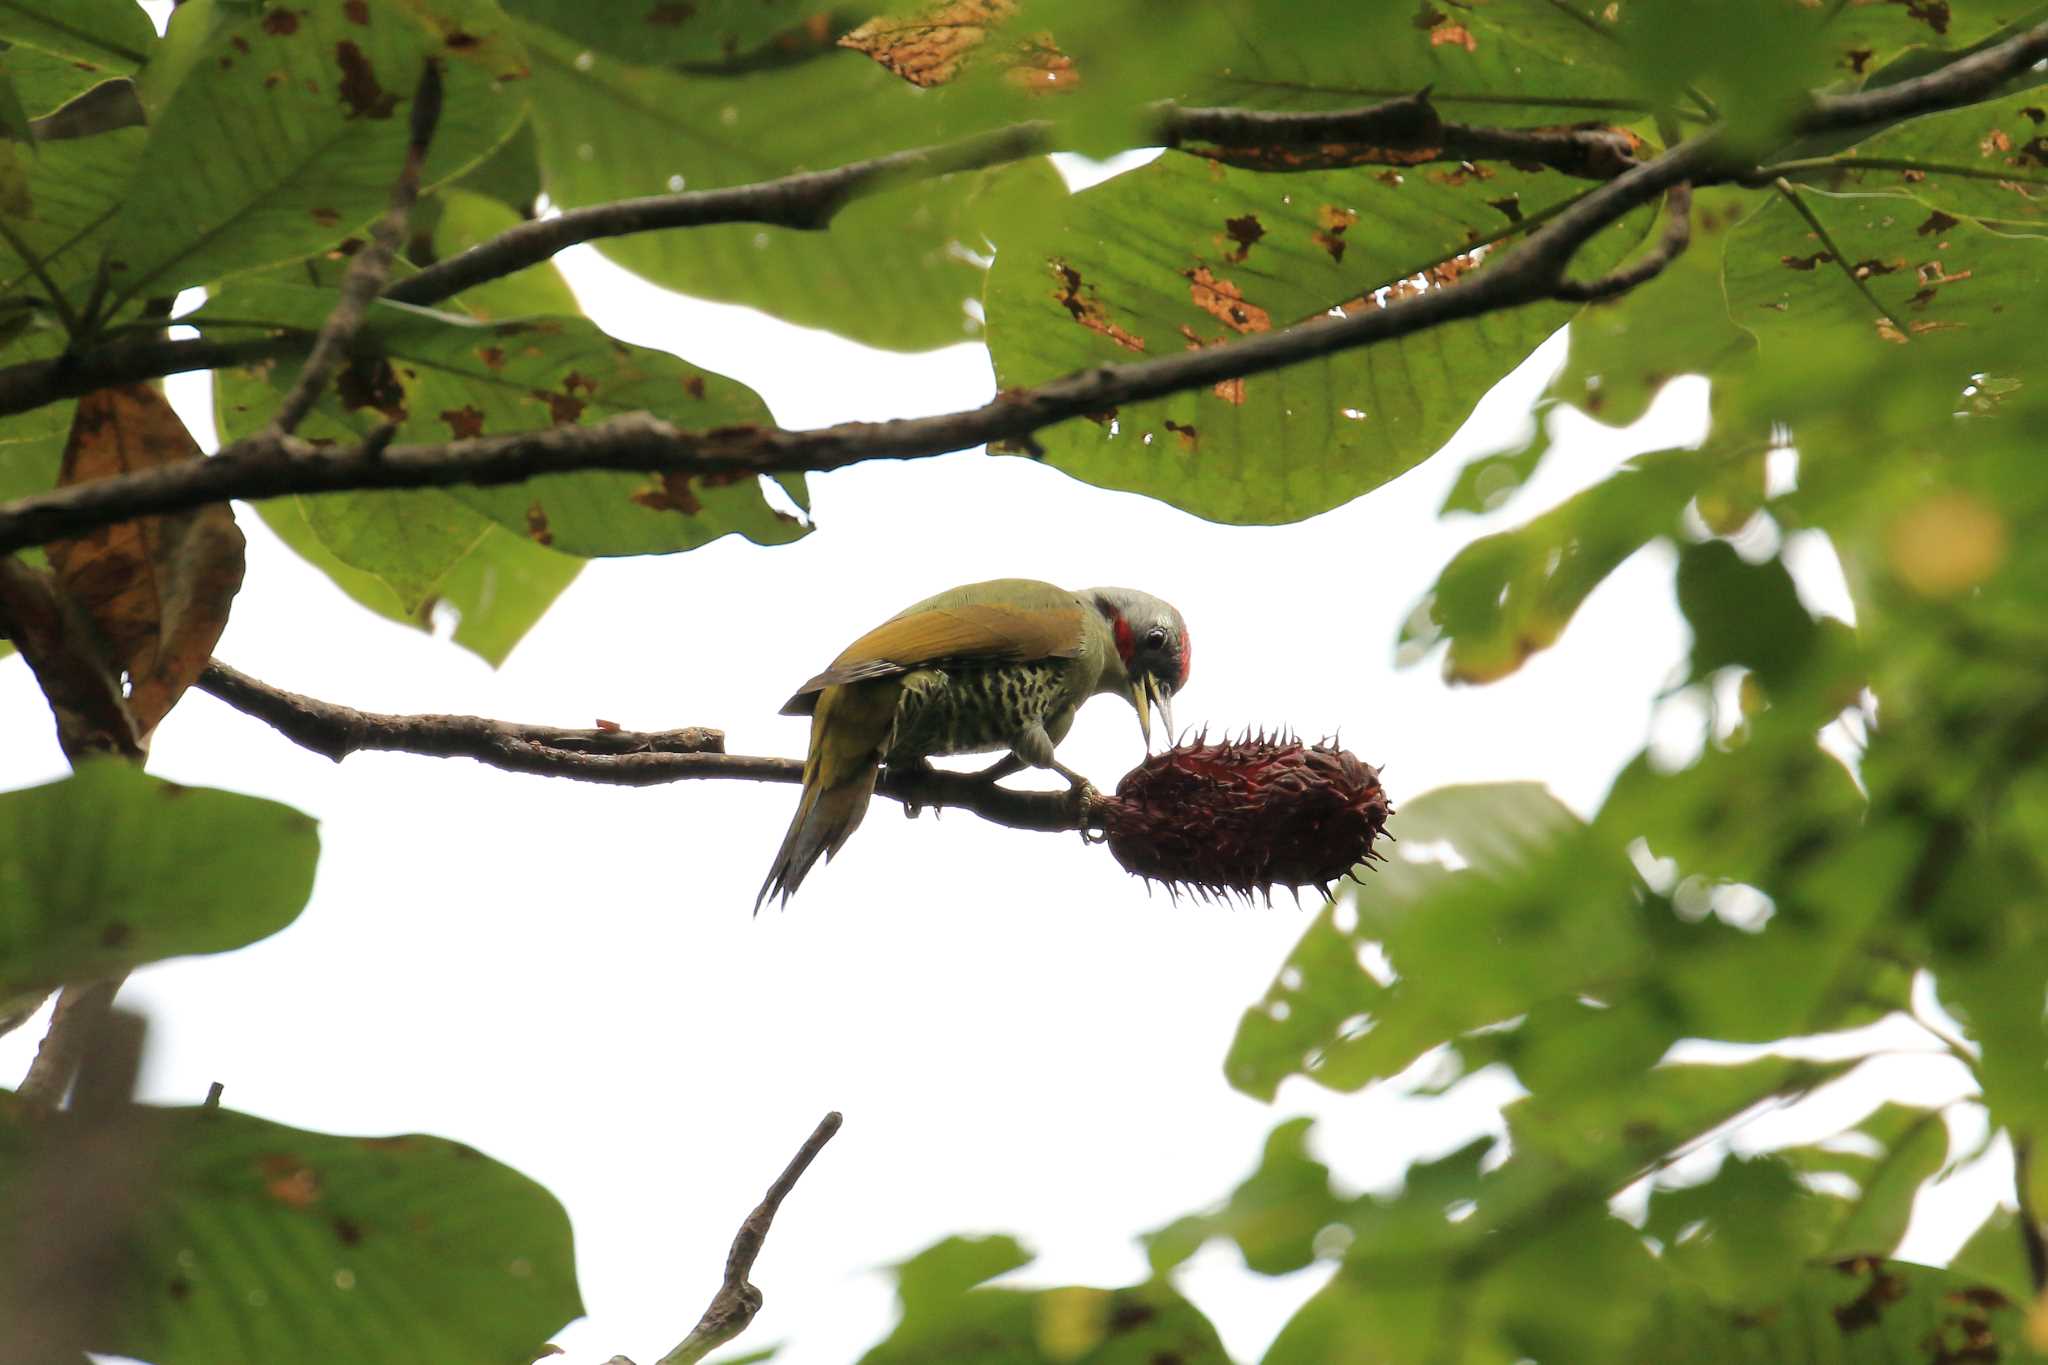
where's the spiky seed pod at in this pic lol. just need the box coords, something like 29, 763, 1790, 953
1097, 732, 1392, 903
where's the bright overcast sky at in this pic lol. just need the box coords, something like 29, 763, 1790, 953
0, 52, 2000, 1362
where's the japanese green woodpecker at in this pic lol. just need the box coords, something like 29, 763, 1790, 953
756, 578, 1192, 909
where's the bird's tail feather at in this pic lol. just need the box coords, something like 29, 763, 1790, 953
754, 766, 877, 912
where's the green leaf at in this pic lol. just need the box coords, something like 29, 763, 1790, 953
863, 1275, 1230, 1365
0, 69, 32, 146
204, 283, 808, 558
521, 20, 994, 352
891, 1234, 1033, 1315
1723, 185, 2047, 353
0, 760, 318, 996
1645, 1156, 1834, 1304
500, 0, 835, 66
1818, 88, 2048, 235
1144, 1118, 1345, 1277
0, 0, 155, 70
1803, 1105, 1950, 1261
0, 1097, 582, 1365
0, 124, 146, 319
95, 0, 529, 312
1951, 1206, 2036, 1303
1405, 449, 1702, 683
1225, 782, 1625, 1100
1631, 1259, 2044, 1364
984, 149, 1646, 524
251, 493, 577, 669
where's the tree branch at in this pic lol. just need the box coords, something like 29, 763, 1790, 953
196, 662, 1097, 833
0, 19, 2039, 553
18, 974, 128, 1109
602, 1112, 844, 1365
1554, 182, 1692, 302
269, 62, 442, 439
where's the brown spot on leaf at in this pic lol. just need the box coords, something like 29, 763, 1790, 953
261, 9, 303, 36
1223, 214, 1264, 263
335, 41, 397, 119
1781, 251, 1834, 270
444, 29, 481, 51
1916, 260, 1971, 286
1430, 23, 1477, 50
1849, 256, 1904, 280
2017, 136, 2048, 169
562, 371, 599, 396
337, 358, 407, 422
681, 375, 706, 399
1981, 128, 2013, 156
525, 502, 553, 546
632, 474, 703, 516
99, 922, 132, 949
2023, 107, 2048, 125
309, 206, 340, 227
231, 35, 250, 53
334, 1217, 364, 1246
258, 1155, 321, 1208
1184, 266, 1270, 333
477, 346, 506, 371
343, 0, 370, 23
648, 1, 696, 23
1487, 194, 1523, 223
1412, 1, 1446, 28
1845, 47, 1874, 73
1917, 210, 1959, 236
440, 405, 486, 439
1428, 162, 1495, 187
1903, 0, 1950, 33
1162, 419, 1197, 452
1311, 204, 1358, 262
1051, 262, 1146, 352
536, 390, 585, 425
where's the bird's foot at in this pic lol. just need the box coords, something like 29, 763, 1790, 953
891, 757, 936, 818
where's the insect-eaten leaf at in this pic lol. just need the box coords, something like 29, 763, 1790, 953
45, 385, 245, 740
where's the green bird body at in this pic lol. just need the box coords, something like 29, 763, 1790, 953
757, 578, 1191, 909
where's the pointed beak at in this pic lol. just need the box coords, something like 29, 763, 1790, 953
1129, 674, 1174, 751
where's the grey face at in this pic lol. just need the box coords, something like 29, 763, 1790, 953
1089, 588, 1191, 748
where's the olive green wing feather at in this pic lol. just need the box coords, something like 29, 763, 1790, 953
780, 603, 1087, 715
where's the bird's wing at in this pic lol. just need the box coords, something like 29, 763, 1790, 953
779, 603, 1087, 715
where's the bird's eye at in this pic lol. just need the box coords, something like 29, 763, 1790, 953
1145, 627, 1168, 649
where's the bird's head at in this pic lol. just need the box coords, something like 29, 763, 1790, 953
1088, 587, 1192, 749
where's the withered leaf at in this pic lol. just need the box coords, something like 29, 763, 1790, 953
47, 385, 247, 738
0, 558, 143, 761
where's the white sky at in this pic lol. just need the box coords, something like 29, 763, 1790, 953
0, 31, 2007, 1360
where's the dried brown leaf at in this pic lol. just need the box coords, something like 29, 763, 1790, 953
47, 386, 247, 738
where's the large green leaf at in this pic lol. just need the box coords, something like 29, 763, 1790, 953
0, 124, 146, 321
0, 760, 318, 996
0, 1096, 581, 1365
251, 492, 577, 669
860, 1235, 1228, 1365
0, 0, 155, 71
205, 283, 807, 558
984, 150, 1649, 524
1406, 449, 1703, 682
500, 0, 836, 66
521, 20, 999, 352
1723, 185, 2048, 353
94, 0, 528, 313
1814, 87, 2048, 235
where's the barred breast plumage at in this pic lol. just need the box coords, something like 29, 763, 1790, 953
884, 661, 1075, 764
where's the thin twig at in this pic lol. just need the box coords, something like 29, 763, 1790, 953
18, 974, 129, 1109
609, 1112, 844, 1365
196, 662, 1098, 833
0, 217, 81, 338
268, 62, 443, 438
1555, 182, 1693, 302
1773, 176, 1906, 335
